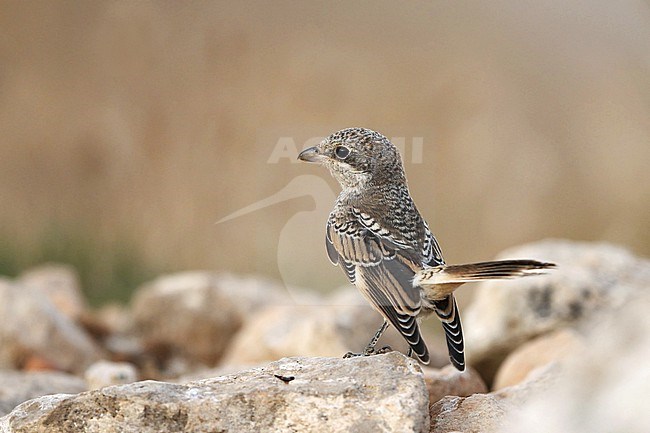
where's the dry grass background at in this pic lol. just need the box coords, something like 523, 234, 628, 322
0, 1, 649, 304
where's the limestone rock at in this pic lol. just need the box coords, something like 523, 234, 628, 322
502, 293, 650, 433
0, 278, 102, 373
430, 393, 506, 433
222, 303, 384, 365
1, 352, 430, 433
174, 362, 266, 383
131, 271, 272, 366
493, 328, 584, 390
429, 365, 555, 433
0, 370, 86, 417
433, 275, 650, 433
17, 263, 86, 321
208, 272, 290, 315
423, 365, 487, 404
93, 303, 135, 336
464, 240, 650, 380
84, 361, 138, 390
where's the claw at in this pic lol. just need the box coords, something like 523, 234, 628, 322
346, 321, 394, 359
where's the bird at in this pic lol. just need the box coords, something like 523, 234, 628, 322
298, 127, 555, 371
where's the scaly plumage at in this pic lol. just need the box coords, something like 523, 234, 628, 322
298, 127, 554, 370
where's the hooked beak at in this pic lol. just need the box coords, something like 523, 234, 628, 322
298, 146, 324, 163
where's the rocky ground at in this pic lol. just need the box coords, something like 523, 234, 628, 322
1, 239, 649, 433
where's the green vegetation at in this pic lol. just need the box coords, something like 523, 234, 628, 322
0, 225, 160, 306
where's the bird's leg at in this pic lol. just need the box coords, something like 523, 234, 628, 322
363, 320, 389, 355
343, 321, 391, 359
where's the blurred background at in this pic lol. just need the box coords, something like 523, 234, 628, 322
1, 0, 649, 305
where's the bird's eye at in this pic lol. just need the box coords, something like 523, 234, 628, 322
335, 146, 350, 159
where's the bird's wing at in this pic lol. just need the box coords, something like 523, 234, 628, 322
326, 210, 429, 363
422, 221, 445, 266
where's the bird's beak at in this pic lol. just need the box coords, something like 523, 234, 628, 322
298, 146, 324, 163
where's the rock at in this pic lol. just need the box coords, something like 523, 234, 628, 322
1, 352, 430, 433
221, 287, 448, 367
175, 362, 266, 383
432, 276, 650, 433
464, 240, 650, 381
430, 393, 506, 433
429, 364, 556, 433
222, 303, 383, 365
93, 303, 135, 336
131, 272, 251, 367
502, 293, 650, 433
17, 263, 86, 321
208, 272, 291, 314
20, 355, 59, 372
129, 272, 297, 375
0, 278, 102, 373
82, 303, 144, 364
423, 365, 487, 404
493, 328, 584, 390
0, 370, 86, 417
85, 361, 138, 390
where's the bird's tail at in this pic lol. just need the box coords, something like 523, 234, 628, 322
419, 259, 554, 372
414, 259, 555, 296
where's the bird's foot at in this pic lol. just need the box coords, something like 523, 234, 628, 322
343, 345, 393, 359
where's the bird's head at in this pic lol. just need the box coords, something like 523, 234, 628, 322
298, 127, 405, 190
